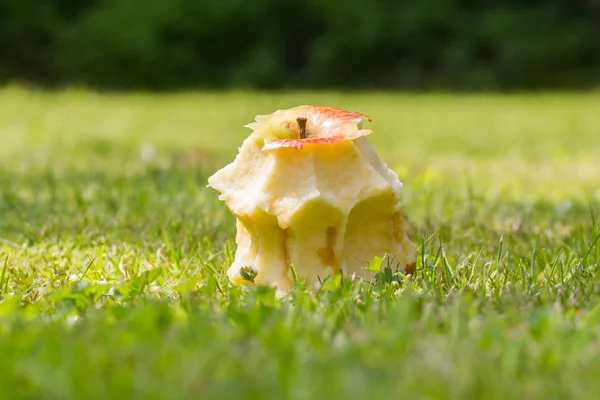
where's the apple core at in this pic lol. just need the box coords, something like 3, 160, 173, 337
208, 105, 417, 292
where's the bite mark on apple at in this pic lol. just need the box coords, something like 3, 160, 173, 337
317, 226, 339, 273
282, 228, 291, 269
392, 212, 403, 243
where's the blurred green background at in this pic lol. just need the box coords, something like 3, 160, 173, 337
2, 2, 600, 397
1, 0, 599, 90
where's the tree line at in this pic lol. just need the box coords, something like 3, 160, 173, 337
1, 0, 599, 90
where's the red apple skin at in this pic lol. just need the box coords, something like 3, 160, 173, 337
304, 106, 371, 123
258, 106, 373, 151
262, 133, 372, 151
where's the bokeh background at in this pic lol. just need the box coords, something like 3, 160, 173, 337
2, 2, 600, 398
2, 0, 600, 90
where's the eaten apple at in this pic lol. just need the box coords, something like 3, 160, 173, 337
208, 105, 416, 292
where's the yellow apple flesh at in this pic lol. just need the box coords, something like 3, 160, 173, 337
208, 106, 416, 292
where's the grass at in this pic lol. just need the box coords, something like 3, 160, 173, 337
1, 87, 600, 399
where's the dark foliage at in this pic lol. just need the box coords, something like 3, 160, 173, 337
1, 0, 599, 90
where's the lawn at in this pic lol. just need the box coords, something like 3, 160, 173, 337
1, 87, 599, 399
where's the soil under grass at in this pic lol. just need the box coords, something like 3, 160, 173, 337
1, 88, 599, 399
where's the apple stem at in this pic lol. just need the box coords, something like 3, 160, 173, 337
296, 117, 308, 139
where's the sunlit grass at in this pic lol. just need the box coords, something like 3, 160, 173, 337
1, 88, 599, 399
